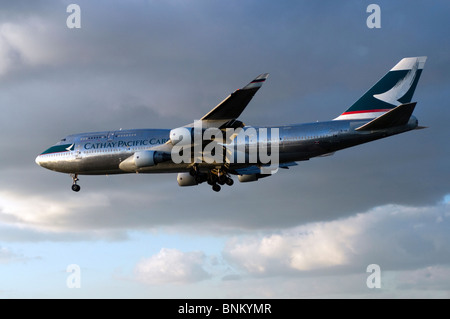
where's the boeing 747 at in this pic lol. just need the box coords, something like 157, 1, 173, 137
36, 57, 427, 192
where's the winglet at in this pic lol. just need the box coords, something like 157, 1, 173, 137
242, 73, 269, 90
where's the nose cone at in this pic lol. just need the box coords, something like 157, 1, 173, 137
35, 154, 43, 167
35, 152, 50, 169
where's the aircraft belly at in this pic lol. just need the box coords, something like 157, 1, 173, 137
281, 140, 332, 160
77, 154, 121, 173
43, 152, 123, 175
135, 162, 191, 173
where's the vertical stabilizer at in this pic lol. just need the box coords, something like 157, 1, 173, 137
334, 57, 426, 120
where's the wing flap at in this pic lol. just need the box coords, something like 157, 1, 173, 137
233, 162, 297, 175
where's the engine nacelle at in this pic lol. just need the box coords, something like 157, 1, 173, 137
237, 174, 259, 183
169, 127, 195, 145
119, 150, 171, 171
134, 150, 169, 168
169, 126, 209, 145
177, 172, 198, 186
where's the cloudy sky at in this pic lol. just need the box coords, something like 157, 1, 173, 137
0, 0, 449, 298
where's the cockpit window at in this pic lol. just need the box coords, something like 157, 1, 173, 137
61, 138, 66, 141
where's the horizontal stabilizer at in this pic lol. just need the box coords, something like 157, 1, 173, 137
355, 102, 416, 131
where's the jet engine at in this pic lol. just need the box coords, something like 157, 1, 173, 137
169, 127, 195, 145
134, 150, 170, 168
177, 172, 198, 186
237, 173, 271, 183
237, 174, 259, 183
119, 150, 171, 171
169, 126, 208, 145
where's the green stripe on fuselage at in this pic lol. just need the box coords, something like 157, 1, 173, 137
41, 144, 73, 155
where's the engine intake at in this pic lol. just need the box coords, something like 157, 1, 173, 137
169, 127, 208, 145
170, 127, 195, 145
177, 172, 198, 186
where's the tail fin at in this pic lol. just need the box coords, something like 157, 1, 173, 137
334, 57, 427, 120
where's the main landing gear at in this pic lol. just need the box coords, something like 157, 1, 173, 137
70, 174, 81, 192
189, 166, 234, 192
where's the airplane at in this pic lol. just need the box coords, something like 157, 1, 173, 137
35, 56, 427, 192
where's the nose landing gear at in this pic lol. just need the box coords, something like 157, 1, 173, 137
70, 174, 81, 192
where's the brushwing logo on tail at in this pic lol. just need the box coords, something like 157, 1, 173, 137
373, 59, 419, 106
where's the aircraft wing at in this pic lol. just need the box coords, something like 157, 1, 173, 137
233, 162, 298, 175
199, 73, 269, 127
167, 73, 269, 148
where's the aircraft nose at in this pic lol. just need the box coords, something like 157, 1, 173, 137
35, 154, 43, 167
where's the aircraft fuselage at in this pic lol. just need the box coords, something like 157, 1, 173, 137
35, 116, 418, 175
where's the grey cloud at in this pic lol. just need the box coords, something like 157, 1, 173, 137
215, 265, 450, 298
222, 201, 450, 277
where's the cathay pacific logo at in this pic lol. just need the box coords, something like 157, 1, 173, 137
66, 144, 74, 151
373, 59, 419, 106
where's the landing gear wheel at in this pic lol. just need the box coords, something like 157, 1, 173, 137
207, 175, 217, 186
189, 164, 199, 177
70, 174, 80, 192
212, 184, 221, 192
195, 175, 203, 183
217, 174, 227, 185
225, 178, 234, 186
